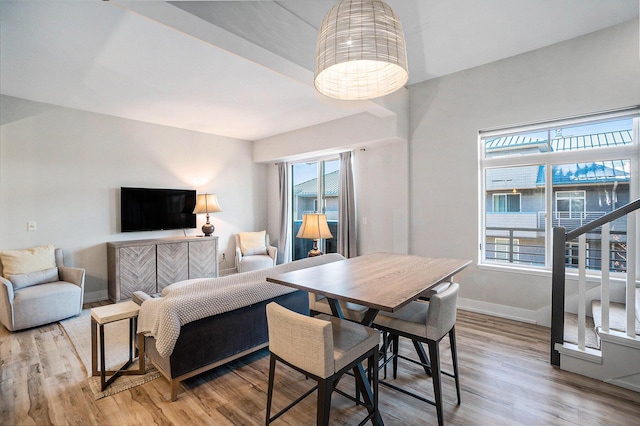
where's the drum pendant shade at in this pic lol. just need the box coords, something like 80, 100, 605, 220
314, 0, 409, 100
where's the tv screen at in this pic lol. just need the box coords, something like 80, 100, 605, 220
120, 187, 197, 232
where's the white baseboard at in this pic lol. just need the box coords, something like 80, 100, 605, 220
83, 290, 108, 304
458, 297, 538, 325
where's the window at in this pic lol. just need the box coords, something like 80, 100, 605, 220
480, 109, 638, 272
493, 193, 521, 212
291, 159, 340, 260
565, 242, 590, 268
555, 191, 585, 219
494, 237, 520, 262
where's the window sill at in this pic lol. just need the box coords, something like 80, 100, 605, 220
477, 262, 630, 284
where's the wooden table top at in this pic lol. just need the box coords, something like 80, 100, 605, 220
91, 300, 140, 324
267, 252, 471, 313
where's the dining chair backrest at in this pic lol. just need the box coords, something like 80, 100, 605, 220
266, 302, 334, 379
425, 282, 459, 341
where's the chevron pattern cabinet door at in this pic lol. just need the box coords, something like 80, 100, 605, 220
119, 245, 156, 300
157, 242, 189, 290
189, 239, 218, 279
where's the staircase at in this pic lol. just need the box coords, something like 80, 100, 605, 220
551, 199, 640, 392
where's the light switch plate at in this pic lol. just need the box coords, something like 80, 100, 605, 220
27, 221, 37, 231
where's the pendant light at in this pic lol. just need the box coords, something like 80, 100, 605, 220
314, 0, 409, 100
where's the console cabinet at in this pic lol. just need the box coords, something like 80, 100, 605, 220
107, 236, 218, 302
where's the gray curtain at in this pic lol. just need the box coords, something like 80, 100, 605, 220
338, 151, 357, 258
277, 162, 292, 264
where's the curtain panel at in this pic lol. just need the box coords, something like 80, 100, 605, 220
277, 162, 292, 264
338, 151, 357, 258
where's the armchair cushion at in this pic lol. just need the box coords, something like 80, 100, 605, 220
243, 247, 268, 256
238, 230, 267, 255
0, 244, 56, 278
9, 267, 59, 290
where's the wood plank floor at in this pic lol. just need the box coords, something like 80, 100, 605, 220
2, 308, 640, 425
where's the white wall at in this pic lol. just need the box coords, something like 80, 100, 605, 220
0, 95, 267, 301
353, 143, 409, 255
408, 19, 640, 325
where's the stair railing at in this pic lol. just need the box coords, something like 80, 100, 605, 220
551, 199, 639, 366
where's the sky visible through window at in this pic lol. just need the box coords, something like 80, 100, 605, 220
514, 118, 632, 141
293, 160, 340, 185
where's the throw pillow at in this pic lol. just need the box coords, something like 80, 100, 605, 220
243, 247, 268, 256
239, 230, 267, 255
0, 244, 56, 279
9, 267, 59, 290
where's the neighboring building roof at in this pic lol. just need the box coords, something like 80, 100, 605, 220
485, 130, 632, 189
485, 130, 632, 152
537, 160, 630, 186
293, 170, 339, 197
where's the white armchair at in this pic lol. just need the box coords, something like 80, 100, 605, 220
0, 245, 84, 331
235, 231, 277, 273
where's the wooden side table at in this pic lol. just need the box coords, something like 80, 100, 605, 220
90, 300, 146, 391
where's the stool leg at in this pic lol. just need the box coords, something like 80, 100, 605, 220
449, 327, 461, 405
265, 355, 276, 425
317, 376, 333, 426
427, 340, 444, 426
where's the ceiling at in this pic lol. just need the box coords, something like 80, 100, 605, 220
1, 0, 637, 141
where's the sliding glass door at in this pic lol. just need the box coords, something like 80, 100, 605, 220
291, 159, 340, 260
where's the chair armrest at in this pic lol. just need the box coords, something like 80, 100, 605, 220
0, 277, 15, 330
267, 246, 277, 265
235, 246, 243, 269
58, 266, 85, 288
132, 291, 152, 305
0, 277, 14, 304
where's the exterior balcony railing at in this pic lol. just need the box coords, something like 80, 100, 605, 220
486, 210, 628, 272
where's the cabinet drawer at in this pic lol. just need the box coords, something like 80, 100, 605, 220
189, 239, 218, 278
119, 245, 156, 299
157, 242, 189, 290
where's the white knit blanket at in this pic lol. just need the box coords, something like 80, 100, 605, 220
137, 253, 345, 358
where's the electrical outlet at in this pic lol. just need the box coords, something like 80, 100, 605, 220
27, 221, 37, 231
222, 252, 226, 261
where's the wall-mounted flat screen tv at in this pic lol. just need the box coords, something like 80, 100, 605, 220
120, 187, 197, 232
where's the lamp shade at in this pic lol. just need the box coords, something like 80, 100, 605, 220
297, 213, 333, 239
193, 194, 223, 214
314, 0, 409, 100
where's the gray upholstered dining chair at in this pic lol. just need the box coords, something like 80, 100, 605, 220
373, 282, 461, 426
265, 302, 380, 426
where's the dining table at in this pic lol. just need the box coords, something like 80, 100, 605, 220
266, 252, 472, 425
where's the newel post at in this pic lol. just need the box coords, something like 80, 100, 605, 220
550, 226, 567, 366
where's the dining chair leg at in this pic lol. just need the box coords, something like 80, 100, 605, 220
427, 340, 444, 426
382, 331, 389, 379
392, 334, 400, 379
317, 377, 333, 426
449, 327, 461, 405
370, 351, 379, 426
265, 355, 276, 425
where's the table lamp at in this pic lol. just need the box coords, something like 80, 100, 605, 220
296, 213, 333, 257
193, 194, 222, 236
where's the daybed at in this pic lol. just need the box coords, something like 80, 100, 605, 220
135, 253, 346, 400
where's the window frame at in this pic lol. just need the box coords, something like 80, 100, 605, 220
478, 107, 640, 273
